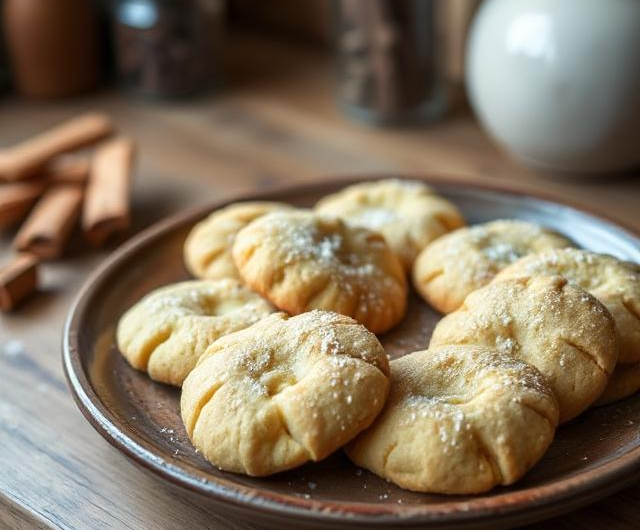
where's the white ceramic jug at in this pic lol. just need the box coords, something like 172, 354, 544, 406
467, 0, 640, 174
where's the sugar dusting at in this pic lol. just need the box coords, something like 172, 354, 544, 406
395, 346, 554, 456
247, 212, 403, 316
430, 220, 568, 285
481, 242, 521, 264
470, 221, 546, 266
206, 311, 385, 438
353, 208, 398, 230
130, 281, 274, 348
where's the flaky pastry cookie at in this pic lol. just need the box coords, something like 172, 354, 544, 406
232, 210, 407, 334
315, 179, 465, 270
116, 279, 275, 386
346, 345, 558, 494
413, 220, 572, 313
430, 276, 618, 423
181, 311, 390, 476
184, 201, 292, 280
496, 248, 640, 365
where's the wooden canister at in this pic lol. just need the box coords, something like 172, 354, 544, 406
2, 0, 100, 98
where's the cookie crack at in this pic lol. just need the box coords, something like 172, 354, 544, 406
138, 328, 172, 371
199, 246, 226, 269
235, 243, 257, 267
268, 266, 287, 292
382, 441, 398, 471
273, 401, 312, 459
518, 399, 557, 427
418, 268, 444, 286
187, 382, 223, 437
560, 338, 606, 373
470, 427, 504, 485
303, 275, 333, 309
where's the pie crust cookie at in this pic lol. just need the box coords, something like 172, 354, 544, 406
346, 345, 558, 494
430, 275, 618, 423
496, 248, 640, 365
184, 201, 292, 281
413, 220, 573, 314
116, 279, 275, 386
315, 179, 465, 270
181, 311, 390, 476
232, 210, 407, 334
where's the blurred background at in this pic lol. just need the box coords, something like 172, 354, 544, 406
1, 0, 639, 242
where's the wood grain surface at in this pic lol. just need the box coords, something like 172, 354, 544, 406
0, 31, 639, 530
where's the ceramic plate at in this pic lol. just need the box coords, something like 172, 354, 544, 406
63, 176, 640, 530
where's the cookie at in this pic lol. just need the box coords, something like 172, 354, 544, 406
232, 210, 407, 334
430, 276, 618, 423
346, 345, 558, 494
594, 362, 640, 406
181, 311, 390, 476
413, 220, 573, 313
116, 279, 275, 386
184, 201, 292, 281
315, 179, 465, 270
496, 248, 640, 364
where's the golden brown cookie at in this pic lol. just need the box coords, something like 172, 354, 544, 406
184, 201, 292, 280
346, 345, 558, 494
594, 362, 640, 406
413, 220, 573, 313
496, 248, 640, 365
181, 311, 390, 476
430, 276, 618, 423
232, 210, 407, 334
315, 179, 465, 270
116, 279, 275, 386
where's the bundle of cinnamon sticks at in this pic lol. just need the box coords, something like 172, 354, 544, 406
0, 112, 136, 311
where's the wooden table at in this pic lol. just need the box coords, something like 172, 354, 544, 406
1, 32, 639, 530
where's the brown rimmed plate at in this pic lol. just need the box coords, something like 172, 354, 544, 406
63, 176, 640, 530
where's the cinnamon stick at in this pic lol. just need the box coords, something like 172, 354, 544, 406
42, 157, 90, 184
82, 137, 135, 247
13, 184, 84, 259
0, 181, 47, 228
0, 253, 39, 312
0, 112, 114, 181
0, 158, 89, 228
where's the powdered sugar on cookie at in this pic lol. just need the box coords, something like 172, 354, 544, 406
232, 211, 407, 334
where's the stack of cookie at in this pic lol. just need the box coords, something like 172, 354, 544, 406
115, 178, 639, 495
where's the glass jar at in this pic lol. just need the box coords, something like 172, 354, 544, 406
334, 0, 448, 125
112, 0, 224, 98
